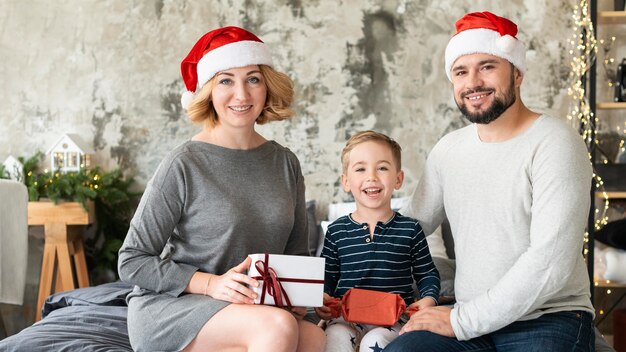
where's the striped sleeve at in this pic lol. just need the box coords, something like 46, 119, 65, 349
411, 221, 441, 303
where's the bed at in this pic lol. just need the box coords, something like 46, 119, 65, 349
0, 200, 616, 351
0, 272, 617, 351
0, 274, 615, 351
0, 281, 133, 352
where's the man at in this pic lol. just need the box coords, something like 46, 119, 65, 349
385, 12, 595, 352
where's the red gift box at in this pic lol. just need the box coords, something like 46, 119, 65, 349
341, 288, 406, 326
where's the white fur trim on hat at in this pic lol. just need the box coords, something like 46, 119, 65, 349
444, 28, 526, 81
196, 40, 273, 89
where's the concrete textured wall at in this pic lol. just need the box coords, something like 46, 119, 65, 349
1, 0, 576, 213
0, 0, 586, 337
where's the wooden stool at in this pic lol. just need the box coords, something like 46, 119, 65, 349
28, 201, 94, 321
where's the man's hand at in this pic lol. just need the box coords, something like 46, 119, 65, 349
400, 306, 455, 337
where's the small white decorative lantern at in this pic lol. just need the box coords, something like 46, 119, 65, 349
3, 155, 24, 182
45, 134, 94, 173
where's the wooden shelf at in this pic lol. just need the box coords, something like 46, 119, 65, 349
597, 102, 626, 110
28, 201, 94, 321
595, 280, 626, 288
598, 11, 626, 24
596, 191, 626, 199
28, 201, 94, 225
590, 4, 626, 335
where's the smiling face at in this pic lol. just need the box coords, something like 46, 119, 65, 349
450, 53, 521, 124
211, 65, 267, 130
341, 140, 404, 216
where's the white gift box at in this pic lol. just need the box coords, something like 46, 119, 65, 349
248, 253, 325, 307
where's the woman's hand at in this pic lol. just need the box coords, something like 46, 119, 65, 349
207, 256, 260, 304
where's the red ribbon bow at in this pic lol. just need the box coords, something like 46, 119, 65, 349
324, 297, 342, 318
253, 254, 292, 308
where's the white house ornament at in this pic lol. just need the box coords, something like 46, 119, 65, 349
3, 155, 24, 182
45, 134, 94, 173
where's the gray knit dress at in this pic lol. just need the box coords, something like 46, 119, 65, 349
118, 140, 309, 352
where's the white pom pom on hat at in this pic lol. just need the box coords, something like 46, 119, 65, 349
179, 26, 273, 110
180, 90, 195, 110
444, 11, 526, 81
497, 34, 518, 53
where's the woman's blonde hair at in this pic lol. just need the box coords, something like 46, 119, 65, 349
186, 65, 294, 128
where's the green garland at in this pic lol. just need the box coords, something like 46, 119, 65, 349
6, 152, 142, 283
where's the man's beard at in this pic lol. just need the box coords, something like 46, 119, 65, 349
456, 73, 516, 125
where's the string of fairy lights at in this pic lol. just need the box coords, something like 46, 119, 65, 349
568, 0, 625, 320
26, 168, 103, 199
600, 36, 626, 155
567, 0, 610, 236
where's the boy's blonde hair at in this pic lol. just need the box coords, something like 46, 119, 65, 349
186, 65, 294, 129
341, 130, 402, 173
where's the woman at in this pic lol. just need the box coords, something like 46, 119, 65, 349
118, 26, 325, 352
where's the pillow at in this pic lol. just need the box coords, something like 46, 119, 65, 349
327, 197, 410, 222
426, 227, 449, 259
42, 281, 134, 318
432, 257, 455, 297
594, 242, 626, 284
318, 220, 331, 257
595, 218, 626, 250
411, 256, 456, 302
306, 200, 320, 256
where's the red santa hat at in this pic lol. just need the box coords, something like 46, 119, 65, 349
180, 26, 273, 109
444, 12, 526, 81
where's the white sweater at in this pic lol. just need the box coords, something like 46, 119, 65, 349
402, 115, 594, 340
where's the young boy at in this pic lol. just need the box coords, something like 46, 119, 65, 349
315, 131, 440, 352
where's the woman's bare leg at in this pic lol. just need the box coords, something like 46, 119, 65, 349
183, 304, 299, 352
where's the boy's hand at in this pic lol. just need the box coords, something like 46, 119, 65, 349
406, 297, 437, 317
314, 305, 332, 320
406, 302, 420, 317
415, 297, 437, 310
315, 293, 338, 320
289, 306, 307, 320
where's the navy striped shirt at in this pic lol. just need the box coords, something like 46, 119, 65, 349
321, 212, 440, 304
